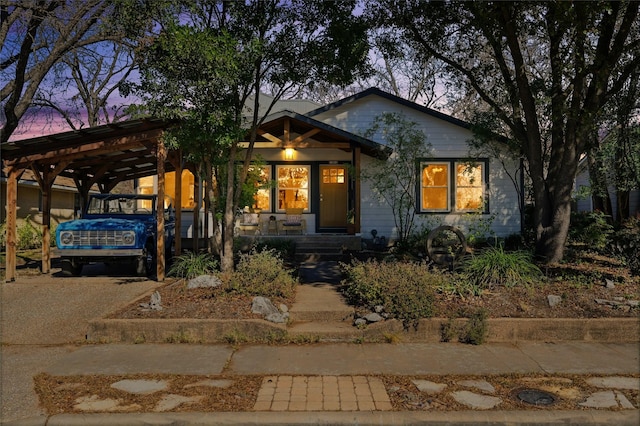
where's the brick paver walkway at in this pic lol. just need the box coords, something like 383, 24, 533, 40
253, 375, 393, 411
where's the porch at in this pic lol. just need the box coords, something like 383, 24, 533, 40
234, 234, 362, 262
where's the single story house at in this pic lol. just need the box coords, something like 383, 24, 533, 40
152, 88, 523, 242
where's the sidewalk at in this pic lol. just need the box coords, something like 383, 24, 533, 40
3, 342, 639, 425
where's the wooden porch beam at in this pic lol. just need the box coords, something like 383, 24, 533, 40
256, 130, 283, 145
291, 128, 321, 145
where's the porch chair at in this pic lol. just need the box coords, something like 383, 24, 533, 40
278, 208, 306, 235
236, 211, 261, 235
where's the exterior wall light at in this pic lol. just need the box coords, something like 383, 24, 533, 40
283, 147, 295, 160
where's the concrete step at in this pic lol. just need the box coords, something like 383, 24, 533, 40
287, 321, 361, 342
290, 284, 353, 323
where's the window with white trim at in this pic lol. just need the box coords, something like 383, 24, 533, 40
419, 160, 487, 213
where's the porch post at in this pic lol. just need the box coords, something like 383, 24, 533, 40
354, 146, 361, 234
174, 152, 182, 255
156, 140, 166, 281
5, 167, 24, 282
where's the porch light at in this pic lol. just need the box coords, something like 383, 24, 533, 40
283, 148, 296, 160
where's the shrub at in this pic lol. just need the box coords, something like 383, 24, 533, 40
441, 308, 488, 345
460, 245, 542, 289
609, 217, 640, 276
168, 251, 219, 279
17, 216, 43, 249
340, 260, 437, 329
568, 211, 613, 251
226, 248, 297, 299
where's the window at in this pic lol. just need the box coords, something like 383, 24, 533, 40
455, 162, 484, 211
419, 160, 487, 213
421, 163, 450, 211
277, 165, 309, 211
254, 166, 271, 211
322, 167, 345, 184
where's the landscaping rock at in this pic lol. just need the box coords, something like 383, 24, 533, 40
279, 303, 289, 313
187, 275, 222, 289
604, 279, 616, 289
451, 390, 502, 409
364, 312, 384, 323
547, 294, 562, 308
585, 376, 640, 391
412, 379, 447, 394
139, 291, 162, 311
184, 379, 234, 389
110, 379, 168, 394
354, 318, 367, 326
457, 379, 496, 394
154, 394, 203, 411
580, 391, 619, 408
251, 297, 280, 316
265, 312, 288, 324
74, 395, 141, 412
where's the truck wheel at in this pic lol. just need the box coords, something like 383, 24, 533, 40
61, 258, 82, 276
136, 243, 156, 277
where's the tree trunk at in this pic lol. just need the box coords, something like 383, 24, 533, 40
586, 150, 613, 219
220, 148, 238, 273
616, 190, 630, 222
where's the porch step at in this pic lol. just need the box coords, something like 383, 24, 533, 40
293, 235, 360, 262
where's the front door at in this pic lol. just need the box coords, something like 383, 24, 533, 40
319, 165, 348, 229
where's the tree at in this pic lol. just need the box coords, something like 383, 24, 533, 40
0, 0, 163, 142
363, 112, 431, 244
132, 0, 370, 271
32, 41, 137, 129
369, 1, 640, 263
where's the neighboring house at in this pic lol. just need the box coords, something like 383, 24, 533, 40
150, 88, 523, 242
574, 157, 640, 220
0, 169, 80, 228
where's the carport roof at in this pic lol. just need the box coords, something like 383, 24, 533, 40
1, 118, 178, 189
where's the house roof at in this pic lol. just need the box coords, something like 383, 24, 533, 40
306, 87, 472, 130
255, 110, 391, 159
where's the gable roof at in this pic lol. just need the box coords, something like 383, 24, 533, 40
306, 87, 472, 130
256, 110, 392, 159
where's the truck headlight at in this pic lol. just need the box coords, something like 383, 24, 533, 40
122, 231, 135, 245
60, 232, 73, 245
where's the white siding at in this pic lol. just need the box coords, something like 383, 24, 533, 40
316, 95, 522, 239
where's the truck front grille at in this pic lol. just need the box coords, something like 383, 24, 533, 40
69, 230, 133, 246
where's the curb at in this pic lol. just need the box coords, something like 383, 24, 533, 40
87, 317, 640, 343
7, 410, 639, 426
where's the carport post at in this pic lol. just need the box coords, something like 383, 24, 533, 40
5, 167, 24, 282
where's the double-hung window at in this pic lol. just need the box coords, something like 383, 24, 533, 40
276, 165, 310, 211
419, 159, 487, 213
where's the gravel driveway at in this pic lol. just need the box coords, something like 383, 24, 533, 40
1, 265, 164, 422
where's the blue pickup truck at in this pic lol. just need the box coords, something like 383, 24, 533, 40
55, 194, 175, 277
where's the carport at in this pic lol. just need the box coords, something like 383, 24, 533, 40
1, 118, 184, 282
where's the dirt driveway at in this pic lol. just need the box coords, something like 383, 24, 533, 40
1, 264, 164, 345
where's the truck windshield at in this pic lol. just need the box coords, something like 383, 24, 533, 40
86, 196, 155, 215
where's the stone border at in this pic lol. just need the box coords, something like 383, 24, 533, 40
87, 317, 639, 344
